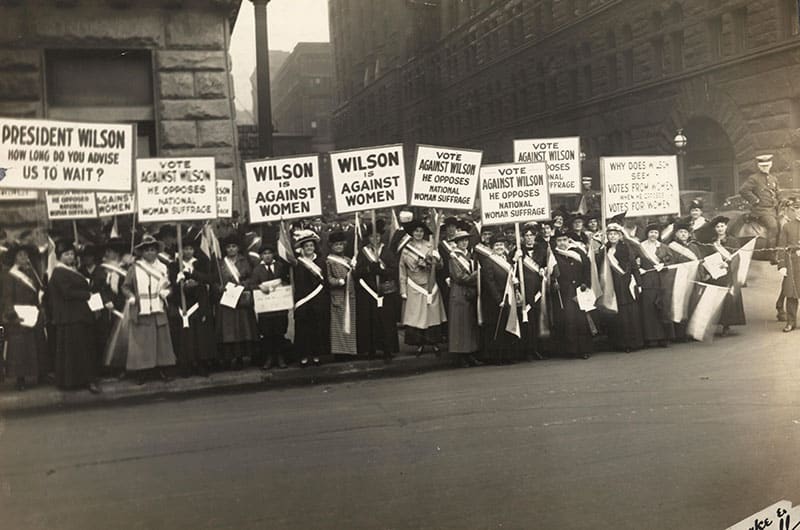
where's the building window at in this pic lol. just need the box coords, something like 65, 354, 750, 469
45, 49, 156, 155
778, 0, 800, 38
732, 7, 748, 53
606, 30, 618, 91
568, 47, 578, 103
581, 42, 593, 98
707, 16, 722, 59
621, 24, 634, 85
650, 11, 664, 78
543, 0, 554, 31
667, 3, 684, 71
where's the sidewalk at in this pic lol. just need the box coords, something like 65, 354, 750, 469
0, 353, 456, 415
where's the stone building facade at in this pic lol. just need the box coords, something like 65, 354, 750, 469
0, 0, 244, 228
331, 0, 800, 203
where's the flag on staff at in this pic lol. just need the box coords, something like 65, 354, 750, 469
734, 237, 757, 287
389, 208, 400, 242
577, 194, 588, 216
45, 236, 58, 278
687, 282, 729, 341
670, 260, 700, 323
200, 222, 221, 260
504, 264, 521, 338
278, 220, 295, 264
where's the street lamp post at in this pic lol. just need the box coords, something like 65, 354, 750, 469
673, 128, 688, 188
252, 0, 273, 158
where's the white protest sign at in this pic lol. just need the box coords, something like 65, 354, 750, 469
253, 286, 294, 313
216, 179, 233, 219
600, 155, 680, 218
513, 136, 581, 194
479, 162, 551, 226
330, 144, 407, 214
0, 117, 134, 191
136, 157, 216, 223
0, 189, 37, 201
245, 154, 322, 223
96, 192, 135, 217
45, 191, 97, 220
410, 145, 483, 210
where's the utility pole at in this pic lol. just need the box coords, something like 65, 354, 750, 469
252, 0, 273, 157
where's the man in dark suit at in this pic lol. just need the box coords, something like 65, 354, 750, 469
251, 243, 291, 369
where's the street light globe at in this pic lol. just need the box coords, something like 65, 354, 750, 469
580, 151, 587, 162
673, 129, 688, 151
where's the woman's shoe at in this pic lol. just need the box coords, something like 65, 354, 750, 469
783, 324, 795, 333
433, 345, 441, 357
312, 357, 321, 366
300, 357, 309, 367
415, 346, 424, 357
88, 382, 101, 394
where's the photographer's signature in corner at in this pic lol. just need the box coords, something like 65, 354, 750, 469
727, 501, 800, 530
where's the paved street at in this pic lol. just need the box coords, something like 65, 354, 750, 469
1, 262, 799, 530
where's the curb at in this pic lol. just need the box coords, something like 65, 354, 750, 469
0, 354, 456, 415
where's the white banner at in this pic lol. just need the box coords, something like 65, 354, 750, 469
96, 192, 135, 217
479, 163, 551, 226
245, 154, 322, 223
216, 179, 233, 219
253, 285, 294, 313
0, 189, 37, 201
136, 157, 216, 223
600, 155, 680, 218
0, 118, 134, 191
410, 145, 483, 210
45, 191, 97, 220
513, 136, 581, 194
330, 144, 407, 214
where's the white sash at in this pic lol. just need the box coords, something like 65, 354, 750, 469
327, 254, 353, 334
668, 241, 699, 262
359, 278, 384, 308
408, 277, 438, 305
135, 261, 167, 315
487, 252, 513, 274
403, 242, 429, 261
639, 241, 662, 267
101, 262, 126, 277
396, 233, 412, 253
362, 244, 386, 269
713, 240, 733, 261
180, 303, 200, 328
327, 254, 352, 271
55, 262, 89, 283
9, 266, 38, 295
298, 256, 324, 281
223, 257, 241, 284
523, 256, 542, 275
295, 284, 323, 310
452, 251, 472, 273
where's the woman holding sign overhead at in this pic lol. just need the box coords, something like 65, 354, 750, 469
216, 234, 259, 370
49, 240, 101, 393
399, 220, 446, 355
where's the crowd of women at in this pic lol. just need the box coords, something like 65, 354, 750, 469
0, 199, 755, 393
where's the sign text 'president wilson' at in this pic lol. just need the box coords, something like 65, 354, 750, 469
330, 144, 407, 214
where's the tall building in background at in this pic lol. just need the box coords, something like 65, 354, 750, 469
248, 49, 291, 124
330, 0, 800, 199
271, 42, 335, 153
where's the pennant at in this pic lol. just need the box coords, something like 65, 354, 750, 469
577, 194, 588, 215
504, 263, 521, 338
687, 282, 728, 341
734, 237, 757, 287
598, 252, 618, 313
670, 260, 700, 322
278, 220, 295, 265
389, 208, 400, 242
200, 222, 221, 260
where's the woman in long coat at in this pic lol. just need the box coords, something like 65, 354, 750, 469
703, 216, 746, 335
550, 230, 594, 359
216, 234, 259, 369
292, 230, 330, 366
1, 244, 47, 390
49, 240, 100, 392
122, 235, 176, 384
518, 224, 546, 361
326, 230, 357, 357
598, 222, 644, 353
168, 232, 216, 377
477, 233, 518, 364
399, 221, 447, 355
355, 222, 400, 361
448, 230, 480, 367
636, 224, 673, 347
777, 198, 800, 332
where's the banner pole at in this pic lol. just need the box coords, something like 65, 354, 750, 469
428, 208, 439, 298
176, 222, 187, 319
72, 220, 79, 246
371, 209, 381, 305
515, 223, 528, 323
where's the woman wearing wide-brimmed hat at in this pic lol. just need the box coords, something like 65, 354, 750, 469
1, 242, 47, 390
49, 240, 101, 393
121, 234, 176, 384
447, 230, 480, 367
216, 233, 259, 369
292, 229, 330, 366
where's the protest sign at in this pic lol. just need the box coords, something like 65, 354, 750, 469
245, 154, 322, 223
0, 189, 37, 201
479, 162, 551, 226
216, 179, 233, 219
329, 144, 407, 214
96, 192, 135, 217
410, 145, 483, 210
136, 157, 216, 223
600, 155, 680, 218
45, 191, 97, 220
253, 286, 294, 314
0, 117, 134, 191
513, 137, 581, 194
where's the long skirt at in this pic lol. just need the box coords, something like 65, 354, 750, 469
6, 323, 46, 380
448, 295, 479, 354
607, 302, 645, 351
480, 305, 519, 362
294, 298, 330, 357
330, 290, 357, 355
356, 291, 400, 355
170, 313, 217, 367
552, 300, 593, 357
640, 288, 668, 343
719, 289, 746, 327
519, 304, 541, 357
402, 285, 447, 346
216, 305, 259, 361
126, 314, 176, 371
55, 322, 96, 389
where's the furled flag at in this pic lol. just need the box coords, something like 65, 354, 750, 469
687, 282, 729, 341
199, 222, 221, 260
277, 219, 296, 264
670, 260, 700, 323
734, 237, 757, 287
504, 263, 521, 338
